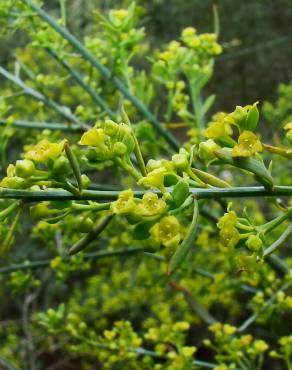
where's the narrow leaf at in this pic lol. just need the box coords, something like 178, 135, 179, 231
168, 198, 199, 274
64, 141, 83, 193
68, 214, 114, 255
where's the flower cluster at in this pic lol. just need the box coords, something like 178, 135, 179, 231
206, 322, 269, 369
79, 120, 135, 161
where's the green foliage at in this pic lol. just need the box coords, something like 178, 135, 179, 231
0, 1, 291, 370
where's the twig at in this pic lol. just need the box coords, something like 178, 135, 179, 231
0, 119, 84, 131
0, 186, 291, 202
0, 65, 88, 129
22, 0, 180, 151
263, 223, 292, 257
47, 48, 116, 120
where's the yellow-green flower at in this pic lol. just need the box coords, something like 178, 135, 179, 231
232, 131, 262, 157
209, 322, 222, 333
222, 324, 237, 335
24, 139, 66, 162
198, 139, 220, 160
111, 189, 136, 214
138, 167, 168, 191
0, 164, 27, 188
135, 193, 167, 216
150, 216, 181, 248
0, 176, 26, 189
217, 211, 238, 229
284, 122, 292, 144
181, 346, 197, 357
246, 234, 263, 252
254, 340, 269, 353
219, 227, 240, 248
79, 127, 107, 148
204, 113, 233, 139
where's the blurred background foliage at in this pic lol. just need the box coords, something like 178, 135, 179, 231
3, 0, 292, 113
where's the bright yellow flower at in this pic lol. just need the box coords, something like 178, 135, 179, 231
205, 113, 232, 139
246, 234, 263, 252
111, 189, 136, 214
219, 227, 240, 248
232, 131, 262, 157
79, 127, 107, 148
135, 193, 166, 216
284, 122, 292, 144
222, 324, 237, 335
24, 139, 66, 162
209, 322, 222, 333
198, 139, 220, 160
217, 211, 238, 229
181, 346, 197, 357
254, 340, 269, 353
138, 167, 168, 191
150, 216, 181, 248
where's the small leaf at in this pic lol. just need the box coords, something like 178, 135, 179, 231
168, 198, 199, 274
164, 173, 178, 187
246, 102, 259, 131
201, 94, 215, 117
171, 179, 190, 209
133, 219, 157, 240
215, 148, 273, 189
64, 141, 83, 193
68, 214, 114, 255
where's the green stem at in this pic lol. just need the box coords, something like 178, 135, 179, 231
0, 201, 20, 221
114, 158, 142, 181
22, 0, 180, 151
0, 119, 84, 131
121, 106, 147, 176
64, 141, 83, 193
190, 81, 204, 132
68, 214, 114, 255
238, 281, 291, 332
0, 186, 292, 202
59, 0, 66, 25
0, 206, 22, 256
257, 208, 292, 235
71, 202, 111, 212
0, 355, 20, 370
168, 198, 199, 274
0, 65, 86, 128
47, 48, 116, 119
263, 223, 292, 257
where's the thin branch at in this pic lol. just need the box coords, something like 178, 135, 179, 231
0, 186, 291, 202
0, 247, 156, 274
22, 0, 180, 151
0, 119, 83, 131
170, 281, 217, 325
0, 65, 88, 129
263, 223, 292, 257
238, 281, 291, 332
47, 48, 116, 120
0, 356, 21, 370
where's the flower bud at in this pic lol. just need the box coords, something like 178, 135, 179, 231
146, 159, 162, 172
246, 234, 263, 252
81, 174, 91, 189
104, 119, 119, 137
0, 176, 26, 189
113, 142, 127, 156
172, 153, 189, 172
15, 159, 36, 178
121, 135, 135, 154
30, 202, 52, 220
52, 156, 70, 179
76, 216, 94, 233
199, 139, 219, 160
